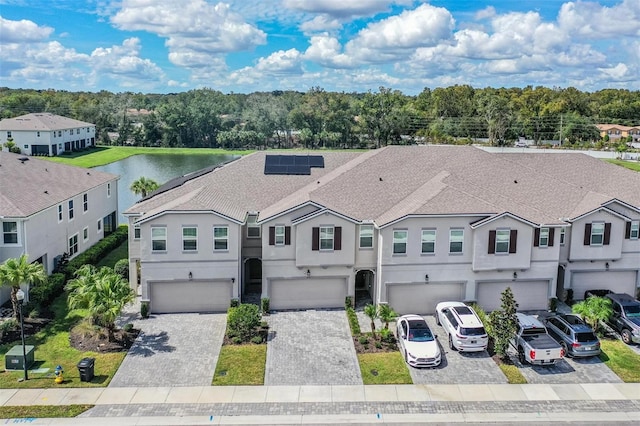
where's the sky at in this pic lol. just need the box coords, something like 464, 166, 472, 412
0, 0, 638, 95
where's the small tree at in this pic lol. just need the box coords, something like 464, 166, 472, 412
0, 255, 46, 319
378, 304, 397, 330
363, 303, 378, 338
572, 296, 613, 334
130, 177, 160, 198
227, 304, 261, 342
489, 287, 518, 359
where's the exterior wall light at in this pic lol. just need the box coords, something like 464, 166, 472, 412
306, 269, 311, 278
605, 262, 609, 271
512, 272, 518, 281
425, 274, 429, 283
188, 271, 193, 280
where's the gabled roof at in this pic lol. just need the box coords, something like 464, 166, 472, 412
0, 151, 117, 217
470, 212, 541, 229
125, 146, 640, 228
0, 113, 94, 131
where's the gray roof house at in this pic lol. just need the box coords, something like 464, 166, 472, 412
0, 113, 96, 156
125, 146, 640, 314
0, 151, 118, 304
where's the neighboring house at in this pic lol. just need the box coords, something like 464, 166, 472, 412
0, 113, 96, 156
125, 146, 640, 315
596, 124, 640, 143
0, 151, 118, 305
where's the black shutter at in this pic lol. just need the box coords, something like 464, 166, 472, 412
625, 222, 631, 239
548, 228, 555, 247
312, 227, 319, 251
604, 223, 611, 245
334, 227, 342, 250
509, 229, 518, 253
269, 227, 275, 245
534, 228, 540, 247
285, 226, 291, 245
488, 230, 496, 254
584, 223, 591, 245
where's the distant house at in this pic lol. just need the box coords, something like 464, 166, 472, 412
125, 146, 640, 315
0, 151, 118, 305
0, 113, 96, 156
596, 124, 640, 143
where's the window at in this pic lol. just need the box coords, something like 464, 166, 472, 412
539, 227, 549, 247
70, 129, 73, 135
97, 219, 102, 232
58, 131, 61, 137
182, 227, 197, 251
495, 229, 510, 253
7, 131, 11, 138
449, 229, 463, 253
590, 222, 605, 246
246, 215, 260, 238
421, 229, 436, 254
213, 226, 228, 251
83, 193, 88, 212
559, 227, 566, 245
393, 230, 407, 254
83, 227, 88, 242
58, 204, 63, 222
2, 222, 18, 244
269, 225, 290, 246
274, 225, 285, 246
68, 234, 78, 255
584, 223, 610, 246
134, 225, 140, 239
151, 227, 167, 251
627, 221, 639, 240
489, 229, 517, 254
534, 227, 555, 247
68, 200, 74, 220
359, 225, 374, 248
320, 226, 334, 250
36, 131, 40, 137
107, 183, 111, 197
24, 145, 28, 149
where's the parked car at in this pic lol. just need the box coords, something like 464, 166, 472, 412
542, 314, 600, 357
514, 140, 528, 148
512, 313, 564, 365
396, 314, 441, 368
435, 301, 488, 352
605, 293, 640, 345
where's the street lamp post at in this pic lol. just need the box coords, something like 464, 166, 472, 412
16, 289, 28, 381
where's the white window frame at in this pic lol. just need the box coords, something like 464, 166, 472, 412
83, 193, 88, 212
213, 226, 229, 251
97, 219, 102, 233
247, 215, 260, 238
421, 229, 436, 254
2, 221, 19, 245
133, 225, 140, 239
182, 227, 198, 251
58, 204, 63, 223
449, 229, 464, 254
151, 227, 167, 252
590, 222, 604, 246
393, 230, 408, 255
83, 227, 89, 242
68, 200, 74, 221
359, 225, 374, 249
274, 225, 285, 246
630, 221, 639, 240
559, 227, 566, 245
539, 227, 549, 248
495, 229, 510, 254
319, 226, 334, 251
68, 234, 78, 256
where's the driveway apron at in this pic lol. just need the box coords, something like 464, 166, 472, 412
109, 313, 226, 387
265, 310, 363, 386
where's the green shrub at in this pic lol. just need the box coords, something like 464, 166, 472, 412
114, 259, 129, 280
232, 336, 242, 345
346, 307, 361, 335
379, 327, 395, 343
27, 272, 67, 313
140, 301, 149, 318
345, 296, 353, 309
470, 303, 493, 337
375, 341, 382, 349
260, 321, 268, 329
251, 335, 263, 344
227, 304, 261, 342
260, 297, 270, 314
123, 323, 134, 332
359, 335, 369, 345
230, 298, 240, 308
0, 319, 18, 333
62, 225, 128, 278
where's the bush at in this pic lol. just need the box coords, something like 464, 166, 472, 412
251, 335, 264, 344
0, 319, 18, 333
140, 301, 149, 318
27, 272, 66, 313
227, 304, 261, 342
346, 307, 361, 335
123, 323, 134, 332
358, 335, 369, 345
232, 336, 242, 345
379, 327, 395, 344
114, 259, 129, 280
61, 225, 128, 278
260, 297, 270, 314
345, 296, 353, 309
229, 298, 240, 308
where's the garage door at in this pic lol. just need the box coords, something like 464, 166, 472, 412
387, 283, 464, 315
571, 271, 637, 300
150, 280, 232, 314
477, 281, 549, 312
269, 278, 347, 310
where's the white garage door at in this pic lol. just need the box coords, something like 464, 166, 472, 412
571, 271, 637, 300
477, 281, 549, 312
387, 283, 464, 315
270, 278, 347, 310
150, 280, 232, 314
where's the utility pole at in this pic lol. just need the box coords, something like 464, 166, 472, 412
559, 115, 563, 146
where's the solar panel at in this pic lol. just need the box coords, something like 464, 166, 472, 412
264, 154, 324, 175
307, 155, 324, 168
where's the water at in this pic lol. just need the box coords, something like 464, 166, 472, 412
94, 153, 238, 224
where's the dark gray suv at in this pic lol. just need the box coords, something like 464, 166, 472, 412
605, 293, 640, 345
543, 314, 601, 357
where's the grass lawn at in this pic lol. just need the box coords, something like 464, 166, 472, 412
96, 240, 128, 269
607, 159, 640, 172
357, 352, 412, 384
599, 339, 640, 382
43, 146, 251, 168
498, 364, 527, 384
212, 344, 266, 385
0, 405, 93, 418
0, 296, 125, 388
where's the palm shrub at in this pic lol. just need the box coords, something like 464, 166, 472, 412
363, 303, 378, 338
227, 303, 261, 342
488, 287, 518, 360
0, 254, 47, 319
572, 296, 613, 334
378, 304, 397, 329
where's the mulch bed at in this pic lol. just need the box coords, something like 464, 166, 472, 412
353, 333, 398, 354
222, 327, 269, 346
0, 318, 51, 344
69, 327, 140, 352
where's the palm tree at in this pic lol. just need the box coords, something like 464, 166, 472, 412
130, 176, 159, 198
572, 296, 613, 333
0, 255, 46, 319
363, 303, 378, 338
378, 304, 397, 330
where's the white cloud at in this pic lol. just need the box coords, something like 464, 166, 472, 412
474, 6, 496, 21
0, 17, 53, 42
558, 0, 640, 38
283, 0, 402, 18
300, 15, 342, 33
90, 38, 164, 79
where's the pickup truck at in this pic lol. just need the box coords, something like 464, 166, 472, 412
512, 313, 564, 365
605, 293, 640, 345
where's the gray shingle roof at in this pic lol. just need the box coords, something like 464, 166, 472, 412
0, 113, 94, 131
125, 146, 640, 226
0, 151, 118, 217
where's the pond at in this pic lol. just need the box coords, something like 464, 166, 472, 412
95, 153, 239, 224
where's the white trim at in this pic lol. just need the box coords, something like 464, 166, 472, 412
570, 206, 630, 222
470, 212, 540, 229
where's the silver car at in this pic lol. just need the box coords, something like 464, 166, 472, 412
543, 314, 601, 358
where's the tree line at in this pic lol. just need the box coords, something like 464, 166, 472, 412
1, 85, 639, 149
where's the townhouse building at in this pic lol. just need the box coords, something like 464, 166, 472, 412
596, 124, 640, 143
125, 146, 640, 315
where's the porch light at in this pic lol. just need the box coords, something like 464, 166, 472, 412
605, 262, 609, 271
425, 274, 429, 283
231, 278, 235, 283
188, 271, 193, 280
306, 269, 311, 278
512, 272, 518, 281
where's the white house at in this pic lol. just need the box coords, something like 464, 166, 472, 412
0, 113, 96, 156
0, 151, 118, 305
125, 146, 640, 315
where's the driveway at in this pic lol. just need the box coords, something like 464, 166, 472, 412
407, 316, 508, 385
109, 312, 226, 387
264, 310, 362, 386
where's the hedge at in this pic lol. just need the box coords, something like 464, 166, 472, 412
60, 225, 128, 278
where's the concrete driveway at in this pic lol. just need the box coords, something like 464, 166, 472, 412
109, 312, 227, 387
264, 310, 362, 386
408, 316, 508, 385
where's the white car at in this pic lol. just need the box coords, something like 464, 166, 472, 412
435, 302, 488, 352
396, 314, 441, 368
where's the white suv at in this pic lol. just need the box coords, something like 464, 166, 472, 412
435, 301, 488, 352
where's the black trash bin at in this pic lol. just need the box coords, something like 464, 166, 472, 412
77, 357, 95, 382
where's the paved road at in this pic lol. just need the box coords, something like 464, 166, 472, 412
109, 312, 227, 387
264, 310, 362, 386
